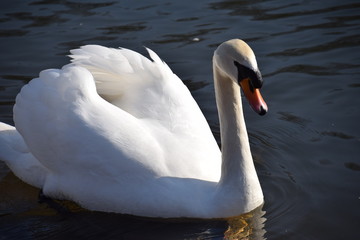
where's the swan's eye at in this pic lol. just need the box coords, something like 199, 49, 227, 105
234, 61, 263, 89
248, 78, 255, 93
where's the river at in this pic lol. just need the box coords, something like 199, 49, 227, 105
0, 0, 359, 239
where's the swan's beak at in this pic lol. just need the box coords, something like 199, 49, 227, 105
239, 78, 268, 115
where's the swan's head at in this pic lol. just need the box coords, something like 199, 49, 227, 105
213, 39, 268, 115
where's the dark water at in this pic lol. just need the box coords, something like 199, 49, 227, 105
0, 0, 359, 239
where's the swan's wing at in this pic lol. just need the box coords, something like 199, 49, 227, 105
69, 46, 221, 179
14, 48, 221, 186
13, 66, 163, 180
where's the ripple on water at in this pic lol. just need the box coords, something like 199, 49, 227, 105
261, 174, 310, 239
344, 162, 360, 171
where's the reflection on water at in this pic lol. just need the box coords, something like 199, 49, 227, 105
225, 207, 266, 240
1, 0, 360, 239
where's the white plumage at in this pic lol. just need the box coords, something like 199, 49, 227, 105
0, 39, 267, 218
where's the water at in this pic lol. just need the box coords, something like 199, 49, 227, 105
0, 0, 359, 239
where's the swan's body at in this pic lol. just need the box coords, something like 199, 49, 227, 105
0, 39, 267, 218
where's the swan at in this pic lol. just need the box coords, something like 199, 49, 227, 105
0, 39, 267, 218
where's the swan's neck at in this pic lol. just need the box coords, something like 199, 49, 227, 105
213, 65, 263, 213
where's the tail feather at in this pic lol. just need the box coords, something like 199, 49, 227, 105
0, 122, 46, 188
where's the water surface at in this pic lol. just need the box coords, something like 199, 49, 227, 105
0, 0, 359, 239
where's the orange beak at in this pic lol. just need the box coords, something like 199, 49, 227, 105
239, 78, 268, 115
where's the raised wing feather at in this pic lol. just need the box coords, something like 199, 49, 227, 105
69, 46, 175, 115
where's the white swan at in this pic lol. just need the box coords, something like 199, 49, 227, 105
0, 39, 267, 218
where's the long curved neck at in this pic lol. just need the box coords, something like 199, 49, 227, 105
213, 64, 263, 213
214, 65, 253, 184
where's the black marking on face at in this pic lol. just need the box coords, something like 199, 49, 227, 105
234, 61, 263, 89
